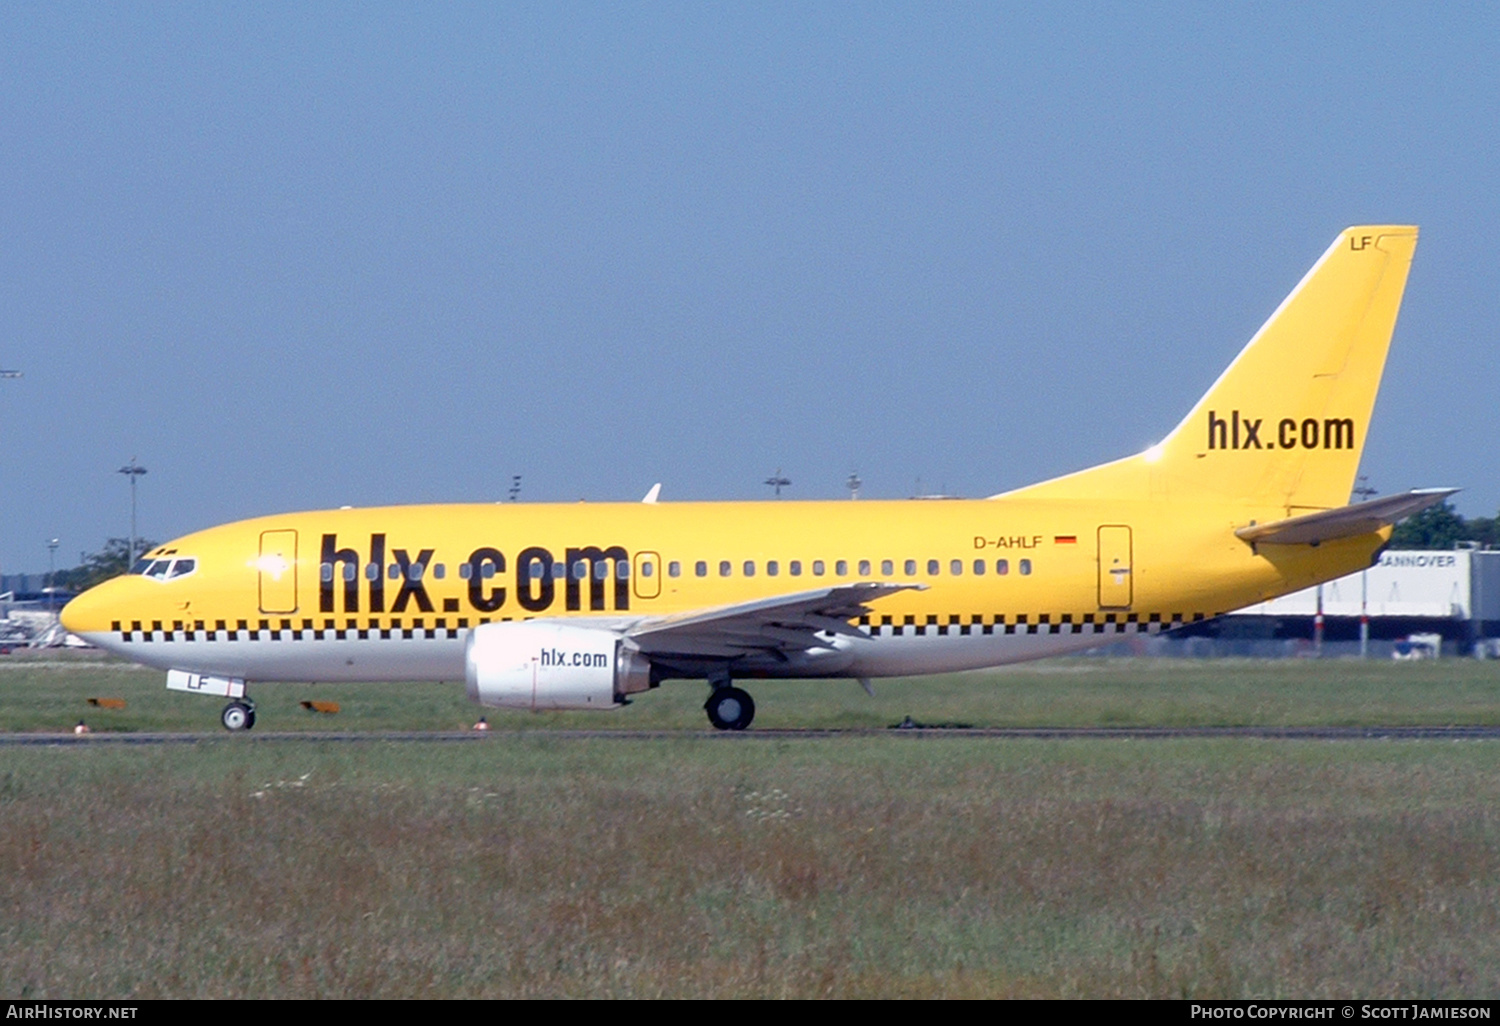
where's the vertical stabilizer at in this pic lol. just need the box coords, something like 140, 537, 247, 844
1000, 226, 1418, 511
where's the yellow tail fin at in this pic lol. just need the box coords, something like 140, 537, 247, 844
1002, 226, 1418, 512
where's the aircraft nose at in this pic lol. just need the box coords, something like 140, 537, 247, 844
60, 581, 118, 635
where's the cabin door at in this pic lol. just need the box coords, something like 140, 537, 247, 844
258, 529, 299, 614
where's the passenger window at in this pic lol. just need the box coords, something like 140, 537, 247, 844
408, 563, 424, 581
642, 561, 655, 578
905, 560, 917, 575
1020, 559, 1032, 575
973, 559, 986, 575
433, 564, 445, 580
343, 562, 357, 582
696, 561, 708, 578
813, 560, 825, 576
997, 559, 1009, 575
743, 561, 756, 577
595, 562, 609, 580
719, 561, 732, 577
927, 559, 940, 575
366, 563, 380, 581
459, 563, 472, 579
950, 559, 963, 576
789, 560, 802, 576
482, 563, 496, 580
320, 563, 334, 583
881, 560, 893, 575
668, 561, 681, 577
552, 563, 566, 579
388, 564, 400, 580
767, 561, 779, 576
616, 562, 629, 579
836, 560, 849, 576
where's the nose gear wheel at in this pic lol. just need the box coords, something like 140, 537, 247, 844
221, 701, 256, 731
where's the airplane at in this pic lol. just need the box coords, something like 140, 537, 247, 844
60, 225, 1450, 732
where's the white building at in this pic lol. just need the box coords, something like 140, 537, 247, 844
1236, 550, 1478, 620
1165, 548, 1500, 656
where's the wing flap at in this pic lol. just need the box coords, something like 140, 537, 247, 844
1235, 488, 1457, 546
626, 582, 923, 657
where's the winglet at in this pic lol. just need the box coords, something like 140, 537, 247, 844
642, 483, 662, 504
1235, 488, 1457, 546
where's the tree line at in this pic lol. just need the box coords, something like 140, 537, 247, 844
1388, 502, 1498, 550
48, 538, 159, 594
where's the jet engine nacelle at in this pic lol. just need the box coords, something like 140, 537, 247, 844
464, 621, 652, 711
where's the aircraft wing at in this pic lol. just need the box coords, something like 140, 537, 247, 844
624, 582, 923, 658
1235, 488, 1458, 546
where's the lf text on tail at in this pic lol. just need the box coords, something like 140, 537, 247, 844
62, 226, 1450, 731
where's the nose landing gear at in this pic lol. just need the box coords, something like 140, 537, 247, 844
705, 685, 755, 731
221, 700, 257, 732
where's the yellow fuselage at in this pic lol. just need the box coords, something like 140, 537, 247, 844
60, 496, 1385, 683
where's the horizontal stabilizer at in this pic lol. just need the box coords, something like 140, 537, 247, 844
1234, 488, 1457, 546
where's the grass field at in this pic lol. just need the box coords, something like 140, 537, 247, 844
3, 654, 1499, 998
4, 650, 1500, 733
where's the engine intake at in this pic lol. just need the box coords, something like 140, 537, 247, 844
464, 621, 652, 710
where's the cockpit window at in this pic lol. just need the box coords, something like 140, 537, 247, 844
137, 557, 197, 581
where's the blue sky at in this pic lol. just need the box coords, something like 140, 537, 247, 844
1, 4, 1496, 571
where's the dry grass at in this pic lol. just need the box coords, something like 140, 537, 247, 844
2, 738, 1498, 998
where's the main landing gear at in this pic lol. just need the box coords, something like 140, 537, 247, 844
705, 685, 755, 731
221, 700, 257, 732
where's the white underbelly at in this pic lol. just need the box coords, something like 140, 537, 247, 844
81, 618, 1157, 684
81, 629, 467, 682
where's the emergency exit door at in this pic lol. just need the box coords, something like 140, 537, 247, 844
633, 551, 661, 600
1097, 525, 1132, 609
258, 529, 299, 614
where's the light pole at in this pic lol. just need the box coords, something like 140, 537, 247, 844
46, 538, 58, 613
0, 371, 18, 590
1314, 583, 1324, 657
117, 458, 147, 569
1360, 566, 1369, 659
1352, 476, 1376, 659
